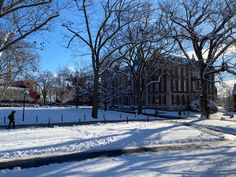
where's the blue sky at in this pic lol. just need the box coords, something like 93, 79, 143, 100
29, 2, 91, 74
31, 22, 76, 73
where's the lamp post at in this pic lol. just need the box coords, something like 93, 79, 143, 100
155, 98, 159, 115
22, 90, 29, 122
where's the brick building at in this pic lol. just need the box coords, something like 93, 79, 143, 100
101, 57, 216, 111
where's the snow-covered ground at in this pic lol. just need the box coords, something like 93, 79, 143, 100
1, 141, 236, 177
0, 121, 221, 162
0, 107, 236, 176
0, 106, 204, 126
0, 107, 235, 163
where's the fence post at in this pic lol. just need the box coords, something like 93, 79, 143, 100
48, 117, 51, 127
103, 114, 107, 123
61, 114, 64, 122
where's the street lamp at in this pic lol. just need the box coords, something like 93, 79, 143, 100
22, 90, 29, 122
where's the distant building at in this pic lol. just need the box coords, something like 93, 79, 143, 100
0, 80, 40, 103
13, 80, 40, 102
101, 56, 217, 111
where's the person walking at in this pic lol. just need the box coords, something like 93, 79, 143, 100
178, 110, 181, 118
8, 111, 16, 129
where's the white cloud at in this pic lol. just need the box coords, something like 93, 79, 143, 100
179, 45, 236, 60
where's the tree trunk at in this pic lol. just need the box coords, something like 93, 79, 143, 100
76, 89, 79, 108
137, 81, 143, 115
137, 93, 143, 114
104, 101, 107, 111
43, 94, 46, 105
76, 95, 79, 108
200, 71, 210, 119
92, 71, 99, 118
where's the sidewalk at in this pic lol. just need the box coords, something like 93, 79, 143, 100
186, 119, 236, 136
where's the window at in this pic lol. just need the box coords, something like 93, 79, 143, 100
172, 95, 176, 105
182, 95, 186, 105
162, 95, 166, 105
161, 78, 166, 91
183, 68, 186, 76
172, 79, 176, 91
178, 80, 182, 91
149, 85, 153, 92
172, 66, 176, 75
178, 67, 181, 76
152, 95, 156, 105
184, 80, 187, 92
155, 83, 159, 92
175, 67, 178, 76
181, 68, 184, 76
176, 80, 179, 91
176, 95, 180, 105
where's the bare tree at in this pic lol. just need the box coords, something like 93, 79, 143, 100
63, 0, 140, 118
118, 2, 172, 114
68, 69, 90, 107
100, 66, 131, 111
0, 41, 39, 102
0, 0, 59, 53
55, 67, 72, 105
160, 0, 236, 118
0, 0, 59, 102
37, 71, 55, 105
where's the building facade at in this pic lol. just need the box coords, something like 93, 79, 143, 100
101, 57, 217, 111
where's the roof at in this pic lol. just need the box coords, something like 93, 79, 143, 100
161, 54, 191, 65
233, 84, 236, 95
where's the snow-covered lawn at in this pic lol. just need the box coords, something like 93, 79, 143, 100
1, 141, 236, 177
0, 106, 206, 126
0, 107, 162, 126
1, 106, 234, 127
0, 121, 221, 162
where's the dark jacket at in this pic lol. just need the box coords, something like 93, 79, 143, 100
8, 112, 15, 121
